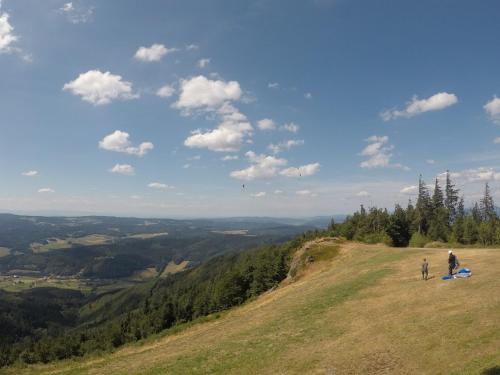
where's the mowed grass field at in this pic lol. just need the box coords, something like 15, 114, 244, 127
7, 241, 500, 375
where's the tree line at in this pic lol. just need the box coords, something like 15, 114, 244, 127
330, 172, 499, 247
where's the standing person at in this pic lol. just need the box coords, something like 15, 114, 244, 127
448, 250, 456, 276
421, 258, 429, 280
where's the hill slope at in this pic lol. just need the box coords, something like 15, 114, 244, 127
8, 241, 500, 375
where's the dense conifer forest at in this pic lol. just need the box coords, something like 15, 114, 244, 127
330, 172, 499, 248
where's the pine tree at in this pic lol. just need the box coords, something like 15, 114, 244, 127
472, 203, 482, 223
444, 170, 459, 225
432, 178, 444, 209
387, 204, 410, 247
414, 175, 432, 234
480, 182, 496, 221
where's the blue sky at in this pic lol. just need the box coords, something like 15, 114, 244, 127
1, 0, 500, 217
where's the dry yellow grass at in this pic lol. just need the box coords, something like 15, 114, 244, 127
8, 242, 500, 375
0, 247, 10, 257
160, 260, 190, 277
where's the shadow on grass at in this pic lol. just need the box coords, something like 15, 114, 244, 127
483, 366, 500, 375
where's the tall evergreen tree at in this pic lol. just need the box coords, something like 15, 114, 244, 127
432, 178, 444, 209
480, 182, 496, 221
444, 170, 459, 225
414, 175, 432, 234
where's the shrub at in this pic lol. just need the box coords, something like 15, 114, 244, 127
409, 232, 430, 248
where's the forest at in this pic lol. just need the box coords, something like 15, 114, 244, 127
330, 172, 499, 248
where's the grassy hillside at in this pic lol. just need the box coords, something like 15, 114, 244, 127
7, 241, 500, 375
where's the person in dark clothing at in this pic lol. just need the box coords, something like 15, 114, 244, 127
421, 258, 429, 280
448, 250, 456, 276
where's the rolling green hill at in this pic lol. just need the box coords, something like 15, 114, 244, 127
8, 240, 500, 374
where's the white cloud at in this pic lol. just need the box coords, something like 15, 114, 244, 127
59, 2, 94, 24
251, 191, 266, 198
400, 185, 418, 195
381, 92, 458, 121
156, 84, 175, 98
494, 137, 500, 144
109, 164, 135, 175
99, 130, 153, 157
279, 163, 320, 177
0, 4, 17, 53
281, 122, 299, 133
257, 118, 276, 131
186, 44, 199, 51
274, 189, 283, 194
184, 103, 252, 152
198, 58, 210, 68
222, 155, 238, 161
484, 96, 500, 124
183, 163, 190, 169
38, 188, 55, 193
130, 195, 142, 200
304, 92, 312, 99
356, 191, 370, 197
174, 75, 242, 111
296, 190, 317, 197
148, 182, 173, 190
188, 155, 201, 161
268, 82, 279, 89
359, 135, 408, 170
447, 167, 500, 183
426, 159, 436, 165
134, 43, 176, 62
63, 70, 137, 105
268, 139, 304, 154
230, 151, 287, 181
22, 170, 38, 177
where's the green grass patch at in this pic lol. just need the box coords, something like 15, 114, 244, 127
149, 268, 393, 375
301, 243, 340, 263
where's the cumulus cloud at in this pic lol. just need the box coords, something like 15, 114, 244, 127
356, 191, 370, 197
484, 96, 500, 124
198, 58, 210, 68
184, 103, 252, 152
63, 70, 137, 105
400, 185, 418, 195
268, 82, 279, 89
174, 75, 242, 111
359, 135, 408, 170
222, 155, 238, 161
296, 189, 317, 197
230, 151, 287, 181
251, 191, 266, 198
148, 182, 173, 190
446, 167, 500, 183
268, 139, 304, 154
279, 163, 320, 177
274, 190, 283, 194
22, 170, 38, 177
134, 43, 176, 62
426, 159, 436, 165
109, 164, 135, 175
0, 3, 18, 54
186, 44, 199, 51
156, 84, 175, 98
381, 92, 458, 121
304, 92, 312, 99
38, 188, 55, 193
59, 2, 94, 24
99, 130, 153, 157
257, 118, 276, 131
281, 122, 299, 133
